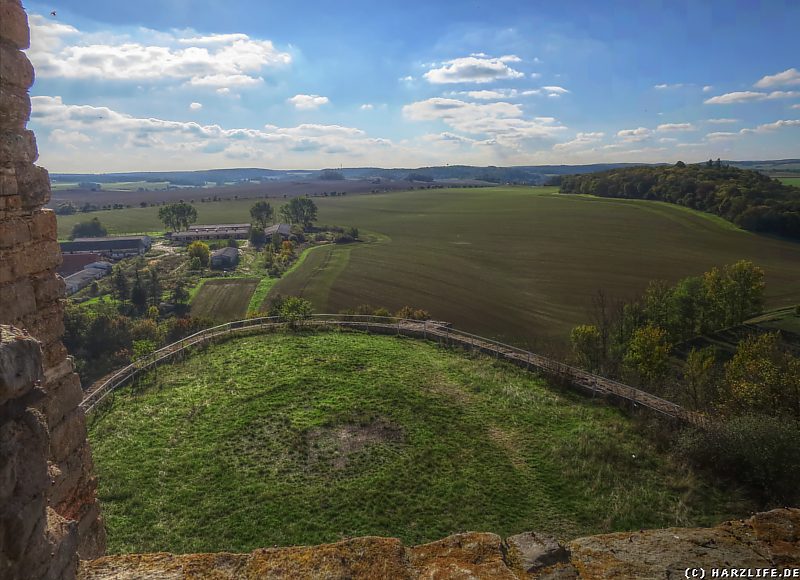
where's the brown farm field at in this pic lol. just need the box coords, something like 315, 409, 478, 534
56, 187, 800, 347
190, 278, 260, 322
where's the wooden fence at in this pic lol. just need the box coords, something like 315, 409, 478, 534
80, 314, 707, 427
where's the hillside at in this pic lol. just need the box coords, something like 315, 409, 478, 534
559, 163, 800, 239
87, 331, 753, 554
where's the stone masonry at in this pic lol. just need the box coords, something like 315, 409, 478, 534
0, 0, 105, 568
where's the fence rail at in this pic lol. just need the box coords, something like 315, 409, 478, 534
80, 314, 707, 427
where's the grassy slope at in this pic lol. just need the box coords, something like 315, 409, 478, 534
778, 177, 800, 187
88, 332, 752, 554
57, 187, 800, 344
190, 278, 259, 321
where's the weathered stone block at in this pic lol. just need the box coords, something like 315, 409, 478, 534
0, 278, 36, 321
15, 163, 50, 207
45, 507, 79, 579
2, 240, 61, 283
0, 42, 34, 89
20, 302, 65, 346
506, 531, 569, 573
50, 408, 88, 463
0, 215, 30, 248
0, 165, 18, 196
42, 340, 69, 370
0, 82, 30, 130
31, 271, 65, 310
0, 0, 29, 50
0, 325, 42, 405
39, 372, 82, 428
30, 209, 57, 241
0, 193, 22, 215
0, 129, 37, 163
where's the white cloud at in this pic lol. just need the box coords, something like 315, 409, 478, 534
48, 128, 91, 146
616, 127, 652, 142
541, 85, 569, 96
360, 103, 374, 110
704, 90, 800, 104
754, 68, 800, 88
399, 75, 415, 82
403, 97, 565, 149
656, 123, 695, 132
26, 14, 290, 90
553, 132, 605, 151
456, 88, 544, 100
702, 85, 713, 92
792, 104, 800, 109
654, 83, 684, 89
705, 131, 739, 141
749, 119, 800, 132
658, 137, 678, 144
530, 72, 542, 79
423, 55, 524, 84
288, 94, 330, 110
189, 102, 203, 111
705, 118, 738, 124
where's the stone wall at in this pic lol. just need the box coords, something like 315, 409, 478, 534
0, 0, 105, 565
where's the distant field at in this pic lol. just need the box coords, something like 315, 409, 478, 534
190, 278, 259, 321
56, 187, 800, 345
264, 243, 353, 308
778, 177, 800, 187
88, 332, 753, 554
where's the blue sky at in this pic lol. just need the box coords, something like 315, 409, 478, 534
24, 0, 800, 172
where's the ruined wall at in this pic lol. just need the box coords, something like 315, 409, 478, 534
0, 326, 78, 579
0, 0, 105, 561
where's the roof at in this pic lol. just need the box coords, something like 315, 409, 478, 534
61, 236, 151, 252
187, 224, 250, 232
264, 223, 292, 237
211, 247, 239, 259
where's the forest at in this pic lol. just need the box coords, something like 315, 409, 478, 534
559, 161, 800, 239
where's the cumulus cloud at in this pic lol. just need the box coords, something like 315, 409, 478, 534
703, 85, 713, 92
704, 90, 800, 104
705, 118, 738, 124
288, 94, 330, 110
26, 14, 290, 90
656, 123, 695, 132
402, 97, 565, 149
455, 88, 555, 100
754, 68, 800, 88
360, 103, 374, 110
28, 96, 402, 169
189, 102, 203, 111
423, 55, 524, 84
747, 119, 800, 132
616, 127, 652, 142
705, 131, 739, 141
553, 132, 605, 151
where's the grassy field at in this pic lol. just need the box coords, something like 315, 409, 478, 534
190, 278, 259, 321
778, 177, 800, 187
88, 331, 752, 554
56, 187, 800, 345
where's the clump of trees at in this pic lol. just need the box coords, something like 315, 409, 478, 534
569, 259, 800, 503
70, 217, 107, 239
187, 241, 210, 268
279, 197, 317, 229
559, 163, 800, 239
158, 202, 198, 231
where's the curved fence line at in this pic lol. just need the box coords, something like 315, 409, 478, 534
80, 314, 707, 427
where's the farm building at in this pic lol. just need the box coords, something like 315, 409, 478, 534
210, 246, 240, 269
171, 224, 251, 243
264, 223, 292, 237
63, 261, 113, 295
60, 236, 152, 259
58, 253, 103, 276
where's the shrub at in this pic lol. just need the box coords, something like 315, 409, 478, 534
677, 414, 800, 503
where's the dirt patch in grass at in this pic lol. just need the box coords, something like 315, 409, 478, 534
305, 419, 404, 469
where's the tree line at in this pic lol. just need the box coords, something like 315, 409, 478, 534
559, 162, 800, 239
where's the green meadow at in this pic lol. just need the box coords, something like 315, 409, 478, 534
88, 331, 753, 554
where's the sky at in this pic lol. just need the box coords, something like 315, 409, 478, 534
23, 0, 800, 172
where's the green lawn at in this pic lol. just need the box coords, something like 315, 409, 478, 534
56, 187, 800, 345
88, 332, 752, 554
777, 177, 800, 187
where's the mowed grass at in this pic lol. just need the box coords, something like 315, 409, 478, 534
778, 177, 800, 187
190, 278, 259, 321
88, 332, 752, 554
264, 243, 353, 308
56, 187, 800, 344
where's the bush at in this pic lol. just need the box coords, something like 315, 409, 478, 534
70, 217, 107, 239
677, 414, 800, 503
